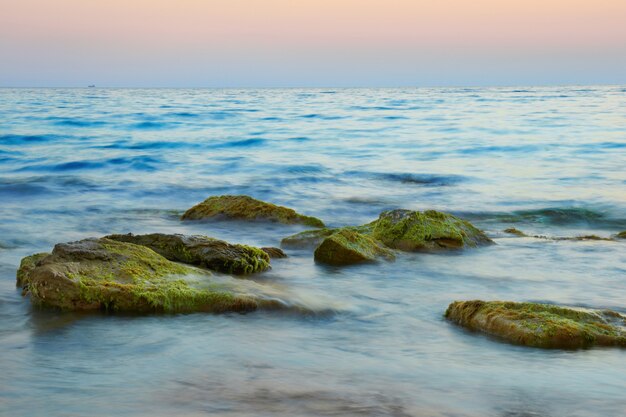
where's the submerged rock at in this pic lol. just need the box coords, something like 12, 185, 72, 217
445, 300, 626, 349
105, 233, 269, 274
503, 228, 527, 237
281, 228, 338, 249
261, 247, 287, 259
181, 195, 324, 227
16, 238, 286, 313
314, 229, 395, 266
281, 224, 374, 249
370, 209, 493, 251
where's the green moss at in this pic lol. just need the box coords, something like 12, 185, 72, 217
181, 195, 324, 227
18, 238, 272, 314
16, 252, 49, 288
615, 231, 626, 239
314, 229, 395, 266
445, 300, 626, 349
371, 209, 492, 251
105, 233, 271, 275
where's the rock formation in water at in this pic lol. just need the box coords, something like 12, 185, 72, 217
181, 195, 324, 227
445, 300, 626, 349
314, 229, 395, 266
16, 238, 287, 313
105, 233, 270, 274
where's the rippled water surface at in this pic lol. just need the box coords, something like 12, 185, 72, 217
1, 87, 625, 416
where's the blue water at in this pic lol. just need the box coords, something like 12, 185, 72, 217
1, 87, 626, 416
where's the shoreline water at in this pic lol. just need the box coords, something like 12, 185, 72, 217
1, 86, 625, 416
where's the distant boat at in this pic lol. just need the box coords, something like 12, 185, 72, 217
88, 85, 95, 88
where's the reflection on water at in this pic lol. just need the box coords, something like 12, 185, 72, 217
1, 87, 625, 416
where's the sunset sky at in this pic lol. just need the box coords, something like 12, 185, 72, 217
1, 0, 625, 87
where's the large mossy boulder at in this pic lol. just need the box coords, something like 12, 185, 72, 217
616, 231, 626, 239
181, 195, 324, 227
314, 229, 395, 266
370, 209, 493, 251
105, 233, 270, 274
445, 300, 626, 349
16, 238, 287, 313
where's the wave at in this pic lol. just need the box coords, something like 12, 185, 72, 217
0, 134, 61, 145
52, 118, 107, 127
132, 121, 173, 130
210, 138, 267, 148
97, 140, 198, 150
464, 207, 626, 229
16, 155, 162, 173
345, 171, 465, 186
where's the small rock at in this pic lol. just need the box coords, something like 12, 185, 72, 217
261, 247, 287, 258
314, 229, 395, 266
181, 195, 324, 227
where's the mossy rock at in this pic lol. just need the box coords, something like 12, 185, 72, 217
181, 195, 324, 227
503, 228, 527, 237
105, 233, 270, 275
445, 300, 626, 349
314, 229, 395, 266
16, 238, 289, 314
616, 231, 626, 239
370, 209, 493, 251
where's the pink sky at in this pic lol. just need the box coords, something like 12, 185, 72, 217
1, 0, 625, 86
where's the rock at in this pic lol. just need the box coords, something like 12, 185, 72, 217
615, 231, 626, 239
314, 229, 395, 266
370, 209, 493, 251
181, 195, 324, 227
281, 224, 374, 249
261, 247, 287, 258
445, 300, 626, 349
503, 228, 527, 237
281, 228, 337, 249
105, 233, 269, 274
16, 237, 287, 313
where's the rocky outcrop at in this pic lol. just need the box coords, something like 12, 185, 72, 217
181, 195, 324, 227
16, 238, 286, 313
314, 229, 395, 266
370, 209, 493, 251
445, 300, 626, 349
105, 233, 270, 274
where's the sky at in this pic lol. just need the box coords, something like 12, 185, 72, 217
1, 0, 625, 87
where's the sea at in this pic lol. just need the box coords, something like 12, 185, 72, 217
0, 86, 625, 416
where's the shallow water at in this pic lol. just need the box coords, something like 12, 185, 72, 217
1, 87, 625, 416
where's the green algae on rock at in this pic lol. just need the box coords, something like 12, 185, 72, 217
181, 195, 324, 227
314, 229, 395, 266
105, 233, 270, 275
370, 209, 493, 251
616, 231, 626, 239
445, 300, 626, 349
16, 238, 287, 313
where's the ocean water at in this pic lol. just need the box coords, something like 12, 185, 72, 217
0, 86, 625, 417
